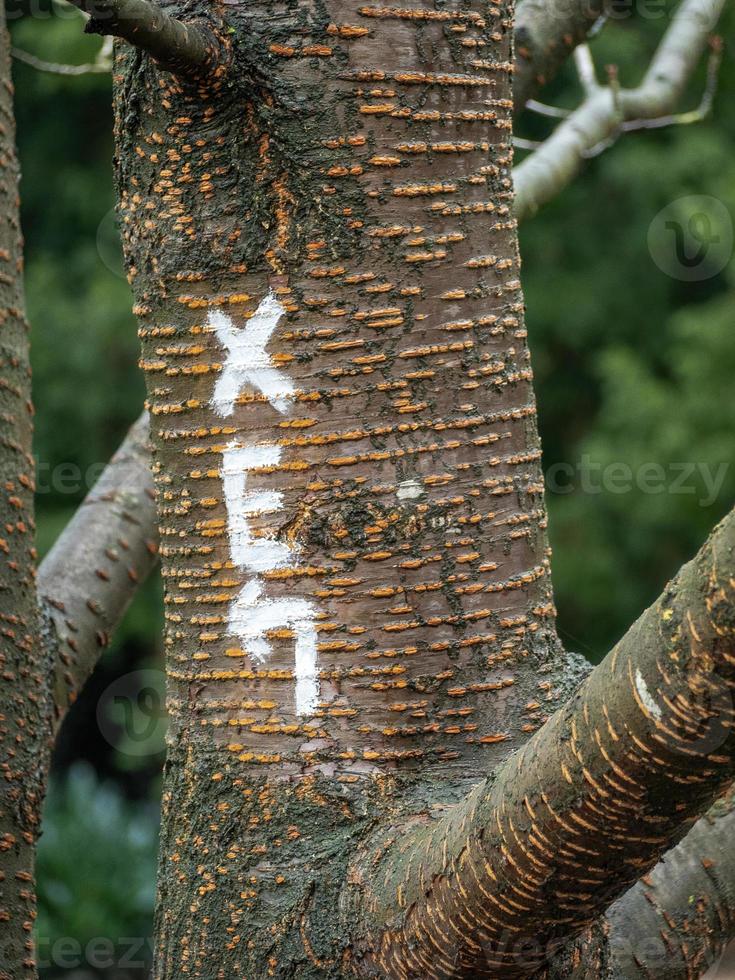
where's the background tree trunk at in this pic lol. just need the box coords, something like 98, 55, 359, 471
113, 1, 586, 974
0, 7, 49, 976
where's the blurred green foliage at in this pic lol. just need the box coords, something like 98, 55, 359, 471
36, 766, 157, 970
516, 3, 735, 659
12, 0, 163, 761
7, 0, 735, 961
11, 3, 142, 558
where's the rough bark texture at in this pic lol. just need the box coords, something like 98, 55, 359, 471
348, 508, 735, 977
38, 411, 158, 733
110, 0, 735, 976
0, 10, 49, 977
112, 1, 586, 975
547, 787, 735, 979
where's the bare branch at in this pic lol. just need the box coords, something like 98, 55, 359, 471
574, 43, 599, 95
513, 135, 544, 150
12, 36, 113, 75
349, 507, 735, 977
38, 412, 158, 733
514, 0, 608, 112
66, 0, 224, 76
620, 34, 722, 132
513, 0, 725, 221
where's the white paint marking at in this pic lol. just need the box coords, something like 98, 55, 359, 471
635, 669, 662, 721
229, 581, 319, 716
210, 293, 295, 416
397, 479, 424, 501
211, 294, 320, 716
222, 442, 292, 574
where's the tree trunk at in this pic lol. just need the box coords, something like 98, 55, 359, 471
113, 1, 584, 974
0, 9, 49, 976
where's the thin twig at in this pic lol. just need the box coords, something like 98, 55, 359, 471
525, 99, 571, 119
12, 36, 113, 75
513, 136, 544, 150
575, 44, 599, 94
621, 35, 722, 131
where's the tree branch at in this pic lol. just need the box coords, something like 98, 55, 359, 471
548, 787, 735, 978
67, 0, 224, 76
349, 506, 735, 978
38, 411, 158, 734
12, 36, 113, 75
514, 0, 607, 112
513, 0, 725, 221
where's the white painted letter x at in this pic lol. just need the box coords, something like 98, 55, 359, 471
210, 292, 295, 417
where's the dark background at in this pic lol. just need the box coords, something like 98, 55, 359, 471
9, 1, 735, 974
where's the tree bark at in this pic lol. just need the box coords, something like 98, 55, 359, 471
548, 786, 735, 979
513, 0, 607, 112
38, 411, 158, 733
112, 1, 583, 975
0, 0, 727, 974
0, 8, 50, 977
71, 0, 224, 76
110, 0, 735, 977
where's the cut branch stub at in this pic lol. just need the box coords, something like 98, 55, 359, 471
70, 0, 225, 77
513, 0, 607, 111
